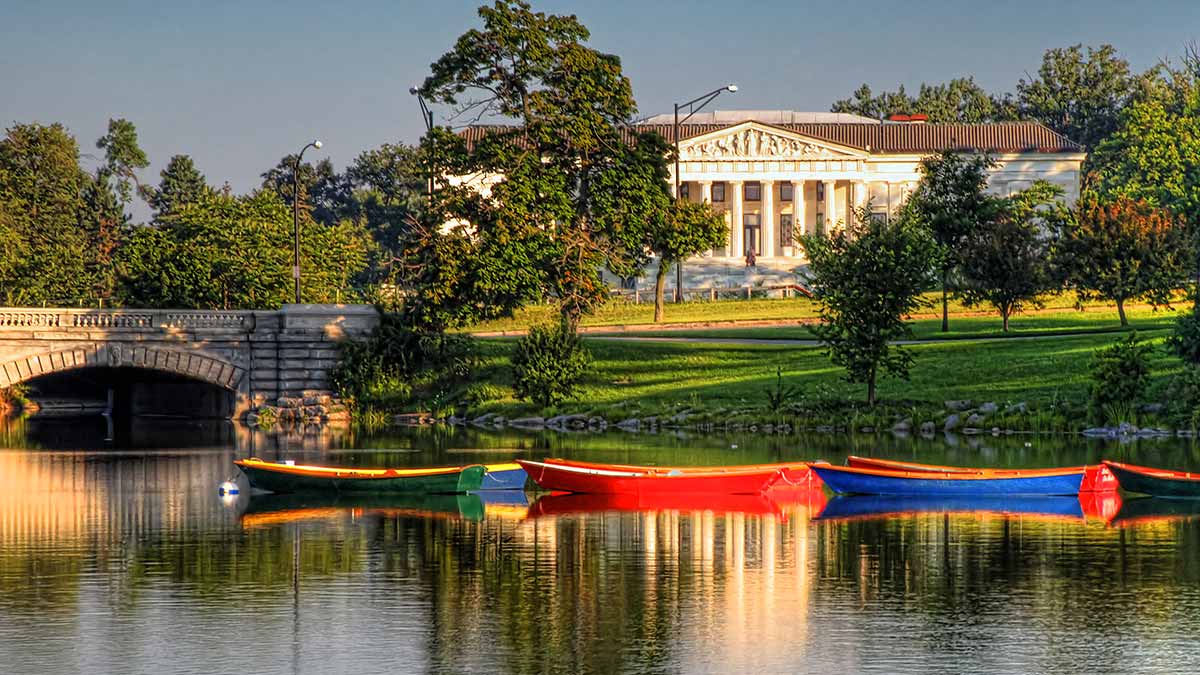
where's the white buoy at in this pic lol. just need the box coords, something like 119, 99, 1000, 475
218, 480, 240, 496
283, 459, 296, 466
730, 444, 738, 449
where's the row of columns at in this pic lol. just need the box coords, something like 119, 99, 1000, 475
680, 179, 870, 258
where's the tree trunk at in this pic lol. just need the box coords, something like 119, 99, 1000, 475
867, 368, 877, 406
1002, 310, 1009, 333
654, 259, 669, 323
941, 268, 949, 333
1117, 297, 1128, 327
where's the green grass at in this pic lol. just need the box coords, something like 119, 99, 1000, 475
463, 291, 1189, 336
460, 331, 1184, 427
584, 306, 1181, 342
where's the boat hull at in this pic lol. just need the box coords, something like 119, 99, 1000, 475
479, 463, 528, 491
540, 458, 819, 488
1104, 461, 1200, 499
811, 464, 1085, 496
517, 459, 786, 495
847, 456, 1116, 492
235, 459, 486, 495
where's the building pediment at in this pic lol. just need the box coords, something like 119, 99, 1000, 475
678, 121, 868, 161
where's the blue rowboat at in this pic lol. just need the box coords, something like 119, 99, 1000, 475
479, 463, 528, 491
815, 494, 1086, 521
809, 463, 1086, 496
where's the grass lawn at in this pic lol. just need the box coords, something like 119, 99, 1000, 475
464, 291, 1189, 338
584, 306, 1181, 342
464, 331, 1184, 425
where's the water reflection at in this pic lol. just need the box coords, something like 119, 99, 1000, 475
3, 428, 1200, 673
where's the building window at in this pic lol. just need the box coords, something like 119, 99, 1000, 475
744, 182, 761, 202
679, 183, 690, 200
780, 214, 794, 248
712, 182, 726, 202
780, 182, 794, 202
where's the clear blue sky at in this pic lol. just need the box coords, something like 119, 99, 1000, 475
2, 0, 1197, 199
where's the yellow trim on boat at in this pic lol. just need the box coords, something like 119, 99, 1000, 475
484, 462, 523, 472
234, 458, 464, 479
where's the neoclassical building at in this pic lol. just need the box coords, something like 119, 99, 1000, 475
460, 110, 1086, 288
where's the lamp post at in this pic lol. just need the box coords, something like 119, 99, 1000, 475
292, 140, 322, 304
410, 87, 435, 209
673, 84, 737, 302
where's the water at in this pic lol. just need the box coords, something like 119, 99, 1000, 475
3, 417, 1200, 674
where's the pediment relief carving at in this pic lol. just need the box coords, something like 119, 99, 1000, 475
679, 124, 861, 160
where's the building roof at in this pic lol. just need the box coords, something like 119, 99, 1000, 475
636, 110, 880, 125
457, 117, 1084, 155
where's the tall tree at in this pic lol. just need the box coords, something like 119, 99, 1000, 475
419, 0, 659, 330
956, 182, 1060, 331
261, 154, 355, 226
1015, 44, 1138, 150
0, 122, 91, 305
95, 118, 149, 204
149, 154, 213, 218
800, 207, 937, 405
1056, 197, 1191, 326
907, 149, 999, 332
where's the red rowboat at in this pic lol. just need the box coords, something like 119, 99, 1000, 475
846, 455, 1117, 493
516, 458, 793, 495
535, 457, 820, 489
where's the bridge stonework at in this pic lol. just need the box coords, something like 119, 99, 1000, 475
0, 304, 379, 417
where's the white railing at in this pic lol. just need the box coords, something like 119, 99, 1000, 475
0, 309, 252, 331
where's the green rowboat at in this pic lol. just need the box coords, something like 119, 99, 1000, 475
234, 458, 486, 495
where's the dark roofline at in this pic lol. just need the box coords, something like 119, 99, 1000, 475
457, 120, 1084, 155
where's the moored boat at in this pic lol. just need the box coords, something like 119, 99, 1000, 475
1102, 460, 1200, 499
846, 456, 1117, 492
234, 458, 486, 494
479, 462, 528, 490
538, 457, 820, 488
810, 463, 1091, 496
516, 458, 791, 495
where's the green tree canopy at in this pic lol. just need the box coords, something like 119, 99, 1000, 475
1055, 196, 1191, 326
95, 118, 149, 204
956, 181, 1061, 331
149, 154, 214, 218
907, 149, 1000, 331
832, 77, 1015, 123
1015, 44, 1140, 150
800, 208, 937, 405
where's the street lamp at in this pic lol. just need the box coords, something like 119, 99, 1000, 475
673, 84, 737, 302
410, 87, 435, 209
293, 139, 322, 304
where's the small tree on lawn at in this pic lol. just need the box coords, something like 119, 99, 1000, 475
800, 207, 937, 405
957, 181, 1060, 332
645, 200, 727, 322
1056, 196, 1191, 326
908, 150, 998, 332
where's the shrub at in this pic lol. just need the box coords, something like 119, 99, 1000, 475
1165, 365, 1200, 423
511, 322, 591, 408
1167, 310, 1200, 364
1088, 332, 1151, 422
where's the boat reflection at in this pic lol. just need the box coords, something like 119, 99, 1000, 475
239, 490, 531, 528
527, 488, 827, 519
1108, 497, 1200, 528
816, 492, 1122, 523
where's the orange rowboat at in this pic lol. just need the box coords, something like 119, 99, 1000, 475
516, 458, 794, 496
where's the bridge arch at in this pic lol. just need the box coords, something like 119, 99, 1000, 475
0, 343, 245, 391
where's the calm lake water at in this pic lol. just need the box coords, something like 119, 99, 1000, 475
3, 417, 1200, 675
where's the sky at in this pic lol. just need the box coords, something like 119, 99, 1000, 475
2, 0, 1198, 205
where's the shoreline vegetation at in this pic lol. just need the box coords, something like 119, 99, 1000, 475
307, 293, 1198, 439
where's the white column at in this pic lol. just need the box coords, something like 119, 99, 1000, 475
852, 181, 867, 225
730, 180, 743, 259
824, 180, 837, 232
761, 179, 775, 257
794, 179, 806, 238
700, 180, 712, 203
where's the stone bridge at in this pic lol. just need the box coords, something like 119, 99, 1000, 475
0, 304, 379, 417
